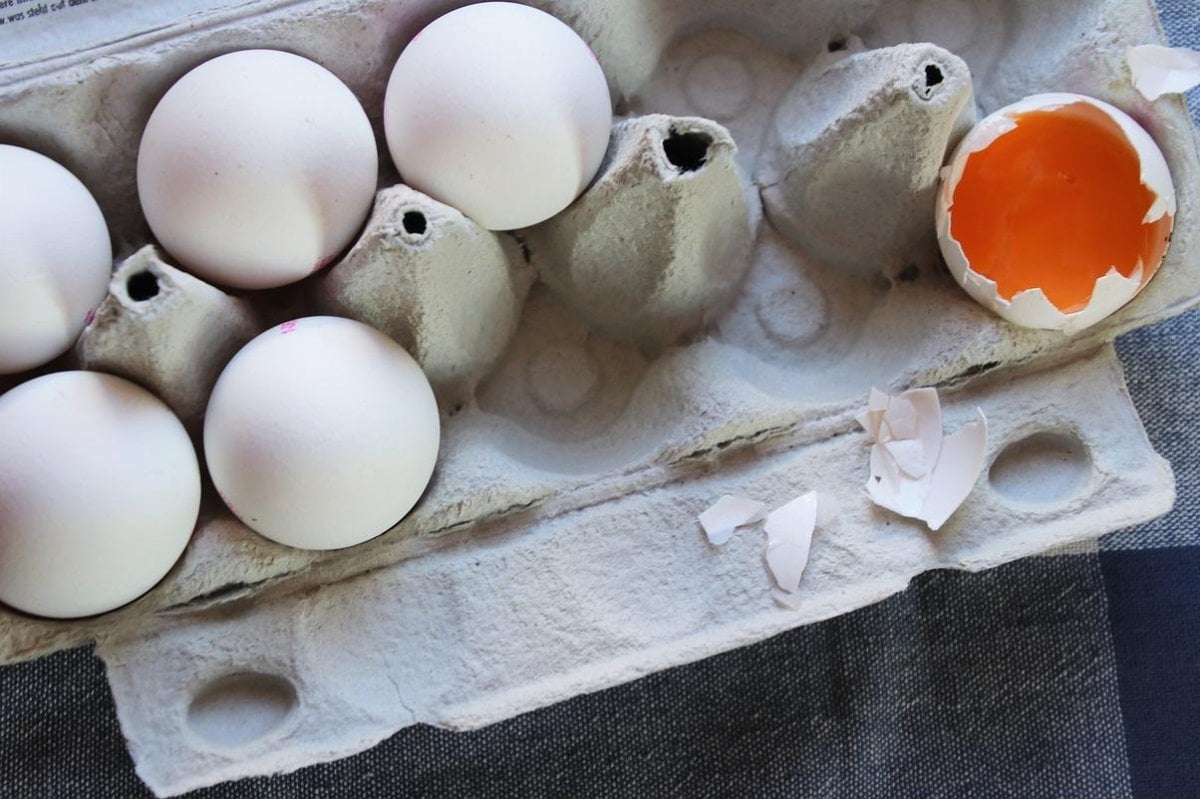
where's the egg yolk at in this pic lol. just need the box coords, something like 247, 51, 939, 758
948, 102, 1172, 313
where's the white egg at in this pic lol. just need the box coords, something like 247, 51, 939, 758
383, 2, 612, 230
0, 145, 112, 375
204, 317, 440, 550
138, 50, 378, 290
0, 372, 200, 618
936, 93, 1175, 334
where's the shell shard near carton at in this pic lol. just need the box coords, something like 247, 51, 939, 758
763, 491, 818, 594
1127, 45, 1200, 101
858, 388, 987, 531
920, 412, 988, 531
698, 494, 768, 546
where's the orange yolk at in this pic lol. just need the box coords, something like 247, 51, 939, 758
949, 102, 1172, 313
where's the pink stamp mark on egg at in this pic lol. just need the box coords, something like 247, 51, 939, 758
279, 320, 299, 335
311, 255, 335, 274
84, 308, 96, 326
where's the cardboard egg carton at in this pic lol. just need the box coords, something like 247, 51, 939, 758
0, 0, 1197, 793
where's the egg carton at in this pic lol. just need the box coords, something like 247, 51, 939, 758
0, 0, 1197, 793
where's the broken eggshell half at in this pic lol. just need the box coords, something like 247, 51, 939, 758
936, 93, 1175, 334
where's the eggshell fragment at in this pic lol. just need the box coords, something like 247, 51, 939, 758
0, 145, 112, 375
383, 2, 612, 230
863, 388, 943, 520
203, 317, 440, 551
763, 492, 818, 594
920, 410, 988, 531
698, 495, 767, 546
1127, 45, 1200, 101
937, 93, 1175, 333
0, 372, 200, 618
138, 50, 378, 289
859, 388, 987, 532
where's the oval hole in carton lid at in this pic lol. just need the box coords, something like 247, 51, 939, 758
989, 430, 1093, 505
187, 672, 298, 749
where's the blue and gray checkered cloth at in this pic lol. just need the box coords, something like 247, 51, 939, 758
2, 3, 1199, 797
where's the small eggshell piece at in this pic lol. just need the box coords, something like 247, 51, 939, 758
0, 145, 112, 375
138, 50, 378, 289
920, 410, 988, 531
859, 387, 988, 532
0, 372, 200, 618
383, 2, 613, 230
763, 492, 818, 594
203, 317, 441, 550
1127, 45, 1200, 101
698, 495, 768, 546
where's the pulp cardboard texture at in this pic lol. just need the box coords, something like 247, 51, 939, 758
317, 185, 535, 404
103, 348, 1172, 796
77, 246, 262, 427
0, 0, 1197, 793
527, 113, 756, 353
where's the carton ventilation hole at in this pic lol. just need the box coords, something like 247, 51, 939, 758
989, 431, 1093, 504
827, 38, 848, 52
126, 271, 160, 301
402, 211, 427, 236
187, 672, 298, 748
662, 129, 712, 173
914, 62, 946, 99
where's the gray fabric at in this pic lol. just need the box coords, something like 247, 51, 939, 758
1108, 312, 1200, 550
1158, 0, 1200, 123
